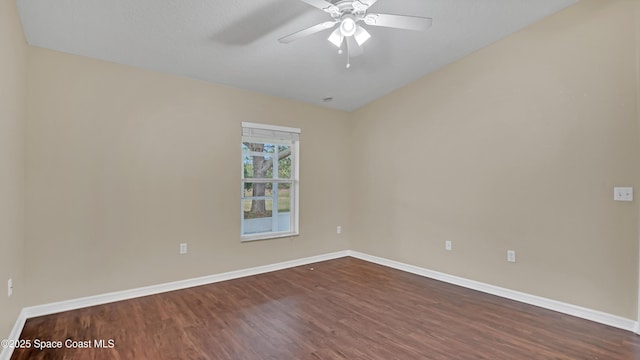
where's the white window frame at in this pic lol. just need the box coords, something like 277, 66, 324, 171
241, 122, 300, 242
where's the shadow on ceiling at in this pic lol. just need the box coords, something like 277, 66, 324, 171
210, 0, 312, 46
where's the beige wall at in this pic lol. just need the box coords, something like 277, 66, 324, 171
24, 47, 351, 305
0, 0, 27, 339
636, 0, 640, 322
351, 0, 640, 319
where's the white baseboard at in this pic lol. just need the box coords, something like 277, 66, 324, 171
0, 309, 28, 360
348, 250, 638, 332
21, 250, 349, 320
2, 249, 637, 360
0, 250, 349, 360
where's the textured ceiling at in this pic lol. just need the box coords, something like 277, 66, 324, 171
17, 0, 577, 111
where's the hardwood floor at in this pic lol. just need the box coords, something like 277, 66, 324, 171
11, 257, 640, 359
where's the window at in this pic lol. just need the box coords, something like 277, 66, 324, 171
241, 122, 299, 241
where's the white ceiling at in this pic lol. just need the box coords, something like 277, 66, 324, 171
17, 0, 577, 111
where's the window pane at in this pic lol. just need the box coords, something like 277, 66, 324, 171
243, 142, 293, 180
242, 199, 272, 235
243, 182, 273, 199
273, 183, 291, 233
241, 182, 292, 235
277, 183, 291, 212
277, 146, 292, 179
243, 153, 273, 179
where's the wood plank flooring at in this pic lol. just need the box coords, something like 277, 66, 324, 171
11, 257, 640, 359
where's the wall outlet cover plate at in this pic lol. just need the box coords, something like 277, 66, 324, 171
614, 187, 633, 201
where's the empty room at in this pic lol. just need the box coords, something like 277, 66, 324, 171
2, 0, 640, 359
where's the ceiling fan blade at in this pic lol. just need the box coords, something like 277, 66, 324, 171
364, 13, 433, 31
299, 0, 340, 15
278, 21, 338, 44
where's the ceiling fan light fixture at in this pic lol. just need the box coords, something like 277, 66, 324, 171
354, 26, 371, 46
328, 28, 344, 48
339, 16, 357, 37
280, 0, 434, 68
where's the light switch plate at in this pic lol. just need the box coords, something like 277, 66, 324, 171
614, 187, 633, 201
445, 240, 452, 251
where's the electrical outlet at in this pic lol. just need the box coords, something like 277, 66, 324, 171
445, 240, 452, 251
614, 187, 633, 201
180, 243, 187, 255
336, 226, 342, 234
8, 278, 13, 297
507, 250, 516, 263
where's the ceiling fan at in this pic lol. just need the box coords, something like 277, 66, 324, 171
278, 0, 433, 68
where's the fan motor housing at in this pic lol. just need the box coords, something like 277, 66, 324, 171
330, 1, 368, 19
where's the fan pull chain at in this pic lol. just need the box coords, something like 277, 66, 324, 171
346, 40, 351, 69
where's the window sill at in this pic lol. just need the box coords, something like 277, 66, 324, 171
241, 232, 299, 243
